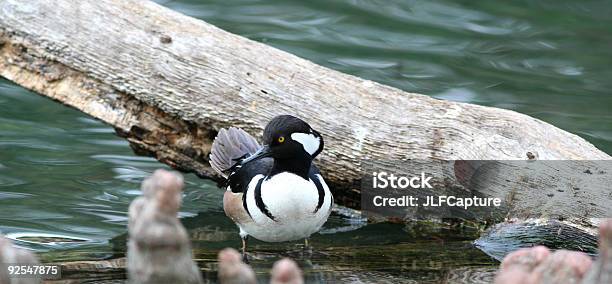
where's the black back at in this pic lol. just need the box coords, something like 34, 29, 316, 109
226, 157, 272, 193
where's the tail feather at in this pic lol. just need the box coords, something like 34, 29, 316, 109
210, 127, 261, 178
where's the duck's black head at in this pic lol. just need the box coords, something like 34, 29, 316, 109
240, 115, 323, 166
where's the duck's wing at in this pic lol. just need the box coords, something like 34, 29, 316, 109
226, 158, 272, 194
210, 127, 272, 193
210, 127, 261, 178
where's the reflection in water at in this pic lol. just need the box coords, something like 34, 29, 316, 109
1, 0, 612, 281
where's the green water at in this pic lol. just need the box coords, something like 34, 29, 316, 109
2, 0, 612, 282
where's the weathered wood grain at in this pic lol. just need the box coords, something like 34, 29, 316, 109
0, 0, 609, 210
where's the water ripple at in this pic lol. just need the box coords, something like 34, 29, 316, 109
0, 191, 33, 200
0, 175, 27, 187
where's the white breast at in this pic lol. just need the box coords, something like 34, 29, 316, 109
240, 173, 332, 242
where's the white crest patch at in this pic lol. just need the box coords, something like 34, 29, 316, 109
291, 132, 320, 155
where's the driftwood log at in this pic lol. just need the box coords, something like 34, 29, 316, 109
0, 0, 609, 192
1, 0, 611, 253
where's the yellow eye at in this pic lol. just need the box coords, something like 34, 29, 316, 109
278, 136, 285, 143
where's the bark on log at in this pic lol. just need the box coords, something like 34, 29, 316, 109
0, 0, 609, 211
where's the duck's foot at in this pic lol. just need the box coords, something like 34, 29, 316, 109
241, 235, 250, 263
300, 238, 313, 258
301, 238, 312, 250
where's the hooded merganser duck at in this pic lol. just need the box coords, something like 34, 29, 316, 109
210, 115, 333, 258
